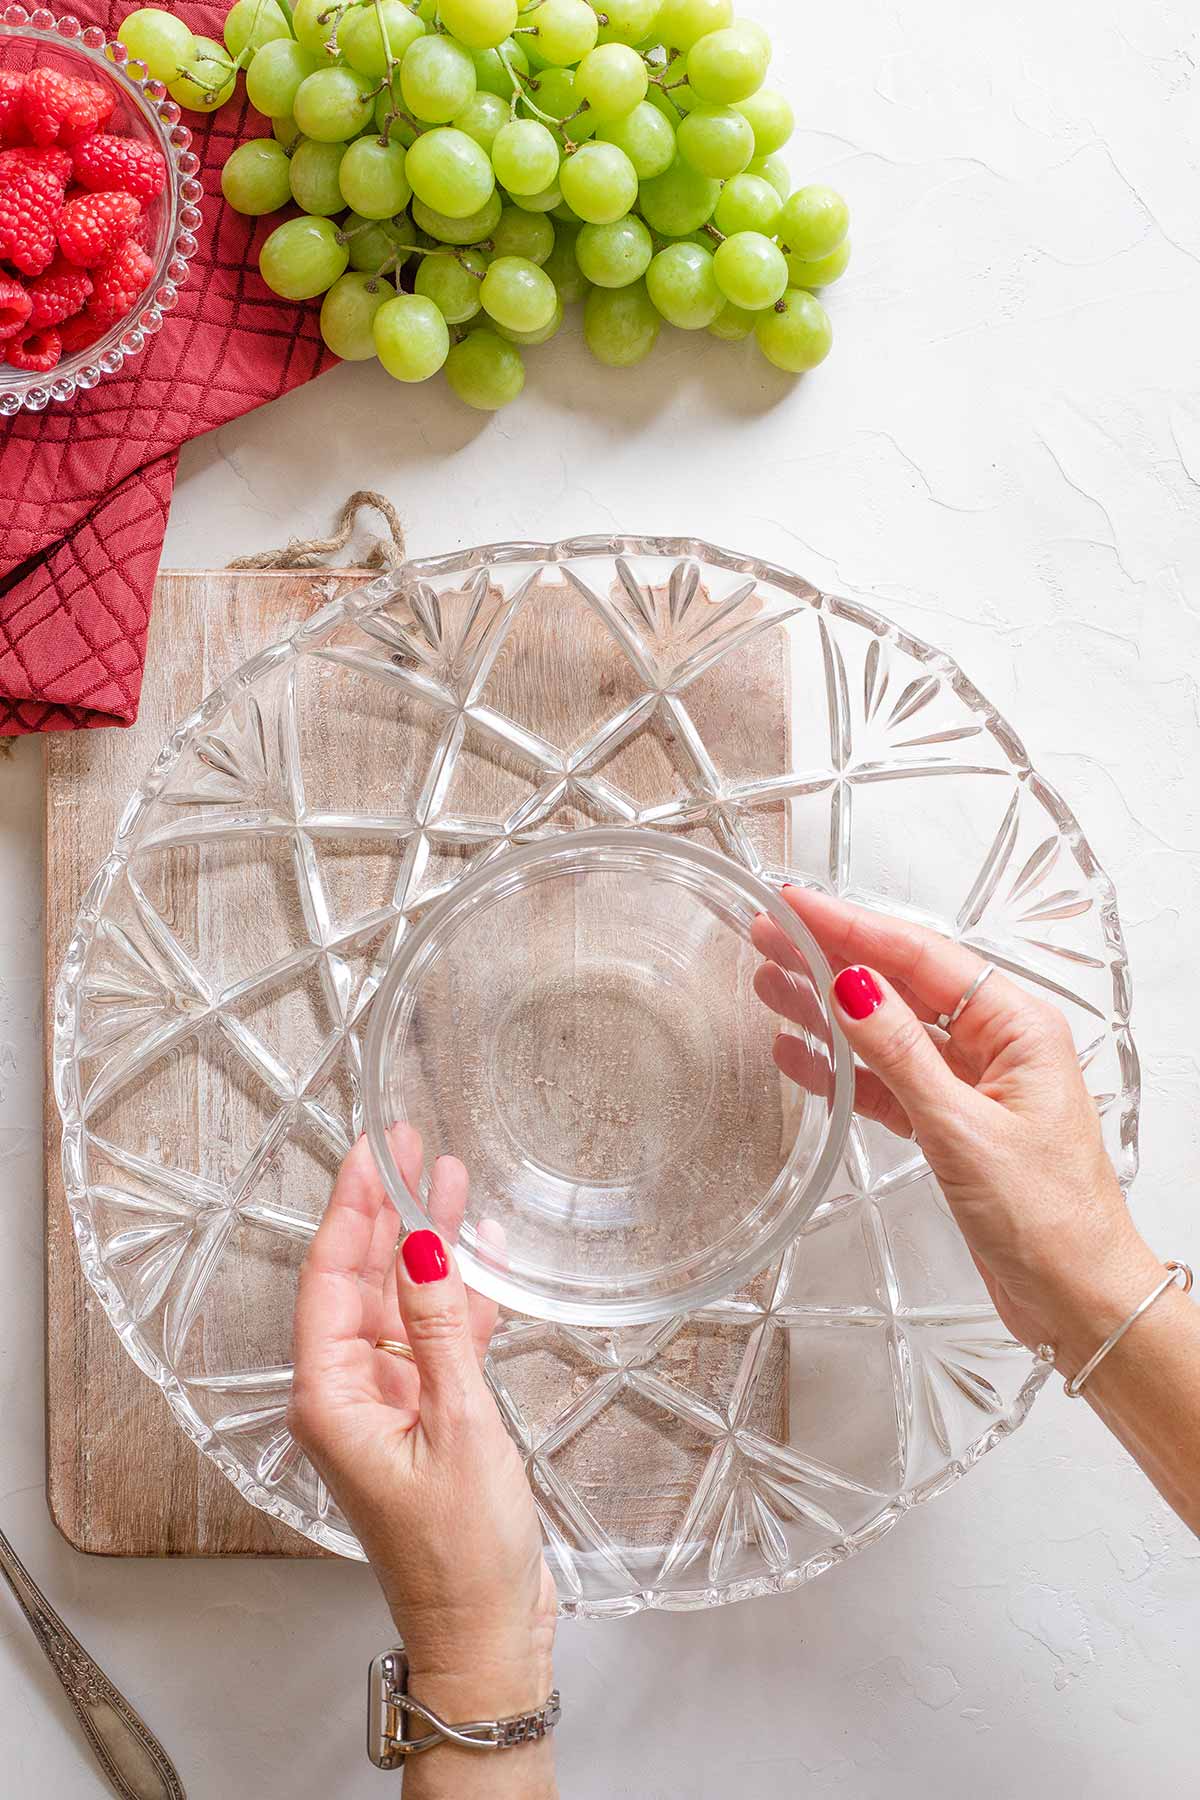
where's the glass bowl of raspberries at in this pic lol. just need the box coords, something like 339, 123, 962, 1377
0, 5, 203, 413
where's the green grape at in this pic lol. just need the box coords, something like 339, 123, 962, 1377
453, 90, 509, 153
405, 126, 496, 216
291, 0, 341, 56
583, 280, 659, 364
687, 26, 769, 104
293, 66, 375, 141
494, 297, 563, 344
259, 213, 349, 297
596, 0, 662, 47
401, 33, 477, 123
414, 247, 487, 322
708, 298, 756, 340
412, 187, 503, 242
338, 2, 424, 77
472, 37, 529, 96
480, 254, 557, 331
645, 239, 721, 327
575, 44, 648, 120
713, 172, 780, 237
595, 101, 676, 179
491, 119, 560, 196
320, 270, 390, 359
754, 288, 832, 372
339, 136, 412, 217
117, 7, 195, 82
559, 142, 637, 224
543, 226, 586, 301
374, 83, 418, 144
676, 104, 754, 178
575, 214, 652, 286
224, 0, 291, 59
221, 137, 293, 214
531, 67, 597, 138
247, 40, 322, 116
654, 0, 732, 52
445, 330, 525, 408
373, 292, 451, 379
510, 179, 563, 212
525, 0, 598, 65
712, 229, 787, 310
552, 199, 582, 225
272, 114, 300, 147
437, 0, 518, 50
345, 210, 415, 270
638, 158, 719, 234
777, 185, 849, 260
413, 0, 438, 18
650, 52, 699, 114
734, 89, 793, 158
785, 237, 851, 290
747, 152, 789, 200
169, 35, 237, 111
288, 137, 348, 215
491, 205, 555, 262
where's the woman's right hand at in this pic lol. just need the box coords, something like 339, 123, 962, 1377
754, 886, 1162, 1376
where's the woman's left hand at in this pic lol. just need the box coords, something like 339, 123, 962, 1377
288, 1129, 557, 1722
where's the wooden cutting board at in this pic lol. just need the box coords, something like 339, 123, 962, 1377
44, 566, 791, 1557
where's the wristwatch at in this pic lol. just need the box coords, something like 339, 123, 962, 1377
368, 1646, 562, 1771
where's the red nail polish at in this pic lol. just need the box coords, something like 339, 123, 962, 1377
834, 966, 884, 1021
402, 1230, 448, 1284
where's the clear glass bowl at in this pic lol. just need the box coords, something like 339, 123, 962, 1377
0, 6, 203, 416
54, 538, 1139, 1610
366, 828, 852, 1326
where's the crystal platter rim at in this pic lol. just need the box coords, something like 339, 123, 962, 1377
52, 535, 1139, 1613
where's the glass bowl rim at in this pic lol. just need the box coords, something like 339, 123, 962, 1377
364, 825, 856, 1327
0, 7, 202, 414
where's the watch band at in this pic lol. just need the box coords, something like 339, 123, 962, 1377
368, 1647, 562, 1772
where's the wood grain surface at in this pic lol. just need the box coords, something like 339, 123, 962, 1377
44, 568, 792, 1558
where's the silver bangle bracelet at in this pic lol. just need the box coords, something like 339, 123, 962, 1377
368, 1647, 561, 1771
1039, 1261, 1194, 1399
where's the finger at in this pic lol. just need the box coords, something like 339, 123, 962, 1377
293, 1136, 384, 1379
772, 1030, 913, 1139
427, 1153, 469, 1243
468, 1218, 504, 1363
754, 958, 829, 1034
829, 965, 982, 1150
395, 1229, 486, 1433
783, 886, 1033, 1065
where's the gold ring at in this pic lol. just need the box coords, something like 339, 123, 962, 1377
376, 1338, 416, 1363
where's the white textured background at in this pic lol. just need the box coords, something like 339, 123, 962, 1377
3, 0, 1200, 1792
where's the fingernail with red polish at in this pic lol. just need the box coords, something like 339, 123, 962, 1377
834, 966, 884, 1021
402, 1230, 448, 1284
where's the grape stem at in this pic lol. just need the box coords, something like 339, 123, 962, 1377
703, 222, 725, 244
497, 44, 580, 149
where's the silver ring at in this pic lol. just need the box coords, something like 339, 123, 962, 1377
925, 962, 996, 1045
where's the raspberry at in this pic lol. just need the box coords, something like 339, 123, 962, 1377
5, 323, 61, 372
73, 133, 166, 203
0, 144, 74, 185
0, 161, 62, 276
56, 189, 140, 268
26, 256, 92, 329
21, 67, 114, 149
0, 273, 32, 340
0, 70, 26, 141
58, 309, 108, 354
86, 238, 154, 324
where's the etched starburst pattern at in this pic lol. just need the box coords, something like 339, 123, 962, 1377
56, 540, 1138, 1615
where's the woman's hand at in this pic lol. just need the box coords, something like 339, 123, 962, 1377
755, 887, 1200, 1534
754, 886, 1156, 1366
288, 1129, 558, 1793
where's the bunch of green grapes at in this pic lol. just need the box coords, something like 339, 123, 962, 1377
134, 0, 851, 409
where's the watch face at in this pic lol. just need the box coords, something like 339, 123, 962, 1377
367, 1650, 407, 1771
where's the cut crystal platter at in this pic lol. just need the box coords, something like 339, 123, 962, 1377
54, 538, 1138, 1615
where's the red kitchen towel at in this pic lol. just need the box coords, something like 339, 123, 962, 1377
0, 1, 333, 734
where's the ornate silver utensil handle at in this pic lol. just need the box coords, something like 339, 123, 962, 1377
0, 1524, 186, 1799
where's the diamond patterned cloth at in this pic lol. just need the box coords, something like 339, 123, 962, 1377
0, 2, 333, 736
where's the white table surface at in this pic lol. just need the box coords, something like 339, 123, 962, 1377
4, 1, 1200, 1793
